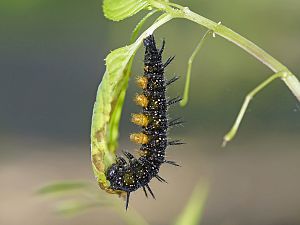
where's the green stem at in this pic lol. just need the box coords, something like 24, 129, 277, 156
149, 0, 300, 143
149, 1, 300, 99
222, 71, 284, 147
180, 30, 212, 107
130, 10, 158, 43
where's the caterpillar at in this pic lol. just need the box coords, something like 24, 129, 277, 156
106, 35, 184, 210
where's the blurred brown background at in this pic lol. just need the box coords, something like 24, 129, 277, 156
1, 0, 300, 224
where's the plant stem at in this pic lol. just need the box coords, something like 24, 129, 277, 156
166, 6, 300, 101
150, 1, 300, 143
180, 30, 212, 107
222, 71, 284, 147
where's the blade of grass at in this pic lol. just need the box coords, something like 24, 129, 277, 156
174, 182, 209, 225
114, 205, 150, 225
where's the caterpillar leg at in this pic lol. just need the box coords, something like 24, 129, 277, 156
168, 139, 185, 146
155, 174, 167, 183
165, 160, 181, 167
165, 75, 180, 86
164, 56, 175, 68
159, 39, 165, 56
167, 96, 182, 106
145, 184, 155, 199
125, 192, 131, 211
168, 117, 185, 127
142, 186, 148, 198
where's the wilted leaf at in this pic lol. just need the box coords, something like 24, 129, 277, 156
91, 44, 137, 192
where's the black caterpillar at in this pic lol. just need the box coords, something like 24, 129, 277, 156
106, 35, 183, 210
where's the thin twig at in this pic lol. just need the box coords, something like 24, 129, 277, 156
180, 30, 212, 107
222, 71, 284, 146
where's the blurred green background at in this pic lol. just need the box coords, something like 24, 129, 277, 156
1, 0, 300, 224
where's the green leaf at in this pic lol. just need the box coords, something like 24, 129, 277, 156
91, 43, 143, 192
36, 181, 90, 195
55, 201, 99, 216
174, 182, 209, 225
91, 45, 136, 190
107, 73, 129, 153
37, 180, 150, 223
103, 0, 150, 21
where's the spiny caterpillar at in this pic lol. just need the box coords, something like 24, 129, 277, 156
106, 35, 184, 210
